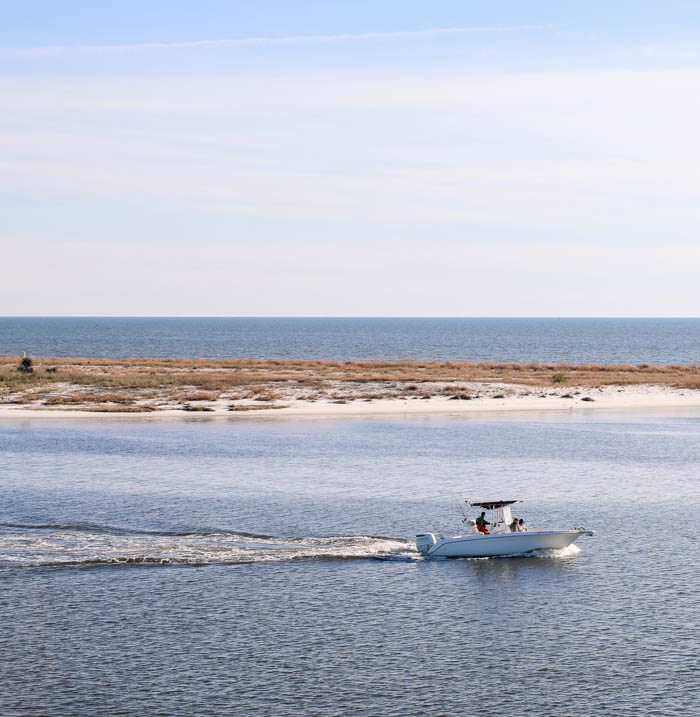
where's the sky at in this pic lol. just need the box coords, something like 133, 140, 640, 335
2, 0, 700, 316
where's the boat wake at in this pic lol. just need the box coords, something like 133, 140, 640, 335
0, 522, 416, 569
529, 543, 581, 558
470, 543, 582, 560
0, 523, 583, 569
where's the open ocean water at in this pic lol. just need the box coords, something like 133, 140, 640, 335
1, 410, 698, 716
1, 317, 699, 364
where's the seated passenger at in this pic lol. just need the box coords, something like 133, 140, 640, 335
518, 518, 527, 532
510, 517, 520, 532
475, 511, 491, 535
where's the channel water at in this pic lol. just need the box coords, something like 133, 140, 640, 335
1, 410, 698, 716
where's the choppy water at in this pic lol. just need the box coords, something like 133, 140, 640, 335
2, 411, 698, 716
2, 316, 699, 363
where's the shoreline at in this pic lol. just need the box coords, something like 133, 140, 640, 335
3, 383, 700, 419
2, 357, 699, 420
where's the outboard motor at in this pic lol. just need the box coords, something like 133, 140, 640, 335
415, 533, 436, 555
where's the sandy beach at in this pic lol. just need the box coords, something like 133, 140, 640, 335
3, 356, 699, 419
2, 382, 699, 419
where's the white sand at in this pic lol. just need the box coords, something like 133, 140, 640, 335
2, 384, 699, 420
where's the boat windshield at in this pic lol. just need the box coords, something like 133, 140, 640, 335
468, 500, 519, 533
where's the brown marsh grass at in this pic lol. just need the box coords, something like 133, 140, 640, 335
1, 356, 699, 409
42, 393, 136, 405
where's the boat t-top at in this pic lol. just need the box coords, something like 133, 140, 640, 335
416, 499, 593, 558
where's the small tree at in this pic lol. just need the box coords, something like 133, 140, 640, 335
18, 351, 34, 374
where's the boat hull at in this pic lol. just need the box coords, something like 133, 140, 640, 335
425, 530, 590, 558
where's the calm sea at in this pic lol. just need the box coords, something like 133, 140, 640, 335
1, 317, 699, 364
1, 410, 698, 716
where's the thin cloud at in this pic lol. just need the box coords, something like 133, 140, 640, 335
1, 25, 554, 56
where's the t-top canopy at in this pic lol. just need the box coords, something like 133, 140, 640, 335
468, 500, 519, 510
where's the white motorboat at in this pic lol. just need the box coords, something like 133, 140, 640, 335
416, 499, 593, 558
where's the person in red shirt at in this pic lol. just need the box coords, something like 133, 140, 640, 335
475, 512, 491, 534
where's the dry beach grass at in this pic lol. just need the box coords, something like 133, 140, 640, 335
1, 356, 699, 413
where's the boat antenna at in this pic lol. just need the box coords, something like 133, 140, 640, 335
456, 498, 469, 524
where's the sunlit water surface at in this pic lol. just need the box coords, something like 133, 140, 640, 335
3, 316, 700, 363
1, 411, 698, 716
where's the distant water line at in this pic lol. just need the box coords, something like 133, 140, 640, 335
1, 317, 699, 364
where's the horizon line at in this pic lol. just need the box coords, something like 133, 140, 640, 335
2, 316, 698, 321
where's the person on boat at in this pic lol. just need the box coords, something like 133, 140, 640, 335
475, 512, 491, 534
518, 518, 527, 532
510, 517, 520, 532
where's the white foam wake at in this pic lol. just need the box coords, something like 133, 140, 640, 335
0, 526, 416, 568
523, 543, 582, 559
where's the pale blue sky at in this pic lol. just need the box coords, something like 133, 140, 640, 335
2, 1, 700, 316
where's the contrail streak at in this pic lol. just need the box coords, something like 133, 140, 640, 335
1, 25, 554, 56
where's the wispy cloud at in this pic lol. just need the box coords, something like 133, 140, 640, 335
5, 68, 700, 238
0, 25, 553, 56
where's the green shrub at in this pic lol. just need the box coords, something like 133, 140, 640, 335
17, 352, 34, 374
552, 372, 567, 384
